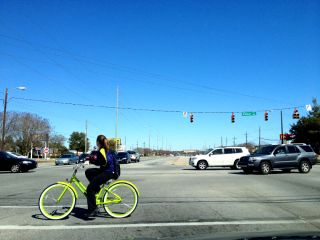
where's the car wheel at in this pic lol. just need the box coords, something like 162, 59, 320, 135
11, 164, 21, 173
242, 168, 253, 174
260, 161, 271, 175
197, 160, 208, 170
232, 159, 241, 170
299, 160, 311, 173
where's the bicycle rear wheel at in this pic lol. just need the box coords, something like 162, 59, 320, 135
39, 183, 76, 220
103, 183, 138, 218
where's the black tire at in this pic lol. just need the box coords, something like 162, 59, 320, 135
11, 164, 21, 173
232, 159, 241, 170
242, 168, 253, 174
299, 160, 311, 173
260, 161, 271, 175
197, 160, 208, 170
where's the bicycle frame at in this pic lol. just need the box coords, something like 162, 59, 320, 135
56, 164, 122, 205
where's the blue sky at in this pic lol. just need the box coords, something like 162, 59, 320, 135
0, 0, 319, 150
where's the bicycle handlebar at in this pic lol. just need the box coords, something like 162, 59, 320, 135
72, 162, 85, 175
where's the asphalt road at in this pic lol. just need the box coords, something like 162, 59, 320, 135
0, 157, 320, 240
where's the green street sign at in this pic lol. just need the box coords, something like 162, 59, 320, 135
242, 112, 256, 116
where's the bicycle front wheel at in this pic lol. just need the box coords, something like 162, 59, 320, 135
39, 183, 76, 220
103, 183, 138, 218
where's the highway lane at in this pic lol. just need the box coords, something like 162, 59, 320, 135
0, 157, 320, 239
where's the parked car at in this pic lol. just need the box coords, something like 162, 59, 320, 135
189, 147, 250, 170
116, 152, 131, 164
0, 151, 37, 173
238, 144, 317, 174
127, 150, 140, 162
78, 153, 90, 163
55, 154, 79, 165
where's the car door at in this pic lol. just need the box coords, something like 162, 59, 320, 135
223, 148, 235, 166
208, 148, 224, 166
0, 152, 11, 170
272, 146, 290, 168
286, 145, 300, 167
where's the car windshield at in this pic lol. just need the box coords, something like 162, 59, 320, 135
254, 146, 277, 155
205, 149, 213, 155
8, 152, 23, 157
60, 155, 71, 158
6, 152, 18, 158
127, 151, 135, 154
117, 153, 127, 157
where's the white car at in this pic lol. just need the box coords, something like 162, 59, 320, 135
189, 147, 250, 170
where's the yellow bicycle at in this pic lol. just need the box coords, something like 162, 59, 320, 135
38, 163, 139, 220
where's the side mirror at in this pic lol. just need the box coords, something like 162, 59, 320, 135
209, 153, 212, 157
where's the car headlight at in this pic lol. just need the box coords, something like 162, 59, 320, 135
22, 161, 32, 164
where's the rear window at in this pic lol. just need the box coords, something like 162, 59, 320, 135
235, 148, 243, 153
224, 148, 234, 154
299, 145, 314, 152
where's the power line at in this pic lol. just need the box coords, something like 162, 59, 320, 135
11, 96, 306, 114
0, 33, 294, 104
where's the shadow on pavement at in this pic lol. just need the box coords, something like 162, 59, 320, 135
182, 168, 232, 171
229, 170, 300, 175
31, 213, 65, 221
71, 207, 112, 221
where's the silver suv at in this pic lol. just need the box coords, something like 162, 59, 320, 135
238, 144, 317, 174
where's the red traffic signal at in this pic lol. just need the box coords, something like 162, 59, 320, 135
264, 111, 268, 121
231, 112, 235, 123
190, 113, 194, 123
292, 108, 299, 119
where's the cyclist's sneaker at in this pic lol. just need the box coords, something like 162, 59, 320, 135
83, 208, 99, 219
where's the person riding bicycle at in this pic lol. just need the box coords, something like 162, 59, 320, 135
84, 134, 116, 219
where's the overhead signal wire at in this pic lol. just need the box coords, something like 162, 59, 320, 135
11, 96, 306, 114
0, 33, 293, 104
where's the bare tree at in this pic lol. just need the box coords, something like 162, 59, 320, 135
0, 112, 51, 154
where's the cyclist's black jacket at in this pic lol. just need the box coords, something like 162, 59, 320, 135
93, 149, 115, 174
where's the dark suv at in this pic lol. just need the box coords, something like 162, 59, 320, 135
238, 144, 317, 174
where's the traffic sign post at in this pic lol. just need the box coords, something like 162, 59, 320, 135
43, 147, 49, 160
242, 112, 256, 116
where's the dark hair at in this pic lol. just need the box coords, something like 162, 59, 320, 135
96, 135, 109, 150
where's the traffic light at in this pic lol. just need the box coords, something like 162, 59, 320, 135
190, 113, 194, 123
264, 111, 268, 121
292, 108, 299, 119
231, 112, 235, 123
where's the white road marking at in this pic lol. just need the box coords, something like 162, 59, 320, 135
0, 219, 319, 230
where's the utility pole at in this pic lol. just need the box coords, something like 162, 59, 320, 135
259, 127, 261, 148
157, 135, 159, 150
233, 136, 236, 146
85, 120, 88, 153
1, 88, 8, 150
245, 132, 248, 147
148, 132, 151, 150
115, 87, 119, 138
225, 137, 228, 147
281, 110, 284, 144
115, 86, 119, 151
221, 136, 223, 147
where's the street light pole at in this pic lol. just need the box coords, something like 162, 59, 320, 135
281, 110, 284, 144
1, 88, 8, 150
